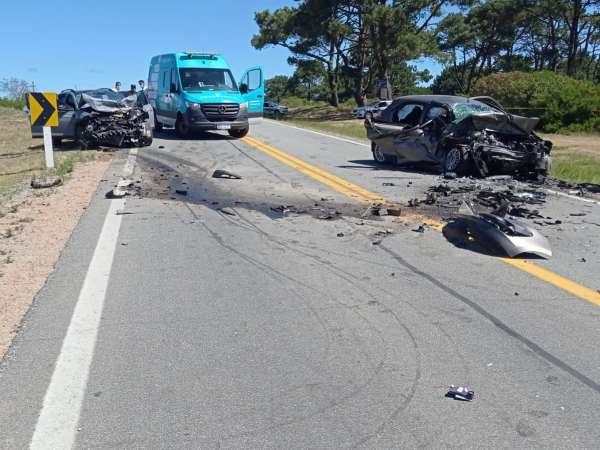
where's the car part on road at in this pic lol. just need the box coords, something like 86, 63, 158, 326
455, 202, 552, 258
212, 169, 242, 179
446, 385, 475, 401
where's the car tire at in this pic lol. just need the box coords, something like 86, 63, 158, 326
228, 127, 249, 138
175, 114, 190, 138
372, 142, 394, 164
444, 147, 470, 175
75, 122, 91, 150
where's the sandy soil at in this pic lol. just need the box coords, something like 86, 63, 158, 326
0, 155, 112, 357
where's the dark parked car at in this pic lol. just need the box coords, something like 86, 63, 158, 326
28, 88, 154, 148
365, 95, 552, 177
264, 101, 289, 119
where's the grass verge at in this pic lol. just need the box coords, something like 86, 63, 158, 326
0, 106, 96, 202
284, 119, 369, 142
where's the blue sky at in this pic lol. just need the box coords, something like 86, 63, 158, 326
0, 0, 442, 93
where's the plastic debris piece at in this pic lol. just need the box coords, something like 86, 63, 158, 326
446, 385, 474, 401
212, 169, 242, 180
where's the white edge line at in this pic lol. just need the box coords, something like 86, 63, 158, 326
29, 149, 138, 450
263, 118, 370, 148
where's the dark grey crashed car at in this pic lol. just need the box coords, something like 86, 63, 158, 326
365, 95, 552, 177
30, 88, 153, 148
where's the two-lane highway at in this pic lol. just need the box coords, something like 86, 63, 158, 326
2, 119, 600, 449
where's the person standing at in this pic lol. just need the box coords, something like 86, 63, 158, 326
112, 81, 121, 92
138, 79, 146, 91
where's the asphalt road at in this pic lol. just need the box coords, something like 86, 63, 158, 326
2, 119, 600, 449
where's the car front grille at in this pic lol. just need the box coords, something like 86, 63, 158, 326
201, 103, 240, 122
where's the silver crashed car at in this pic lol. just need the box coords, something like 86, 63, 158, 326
28, 88, 154, 148
365, 95, 552, 178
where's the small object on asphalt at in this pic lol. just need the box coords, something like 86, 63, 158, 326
408, 181, 413, 185
31, 175, 62, 189
570, 213, 586, 217
446, 385, 474, 401
158, 145, 165, 149
212, 169, 242, 180
387, 208, 402, 216
320, 197, 329, 201
175, 189, 188, 196
382, 182, 395, 186
337, 232, 344, 237
444, 172, 457, 180
219, 207, 236, 216
121, 242, 128, 246
318, 214, 333, 220
579, 257, 587, 262
391, 272, 395, 277
115, 210, 134, 215
408, 198, 420, 207
425, 192, 437, 205
372, 240, 382, 245
270, 205, 289, 214
515, 292, 520, 296
413, 225, 425, 233
105, 188, 127, 199
117, 179, 134, 188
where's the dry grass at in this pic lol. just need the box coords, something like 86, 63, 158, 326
0, 106, 96, 202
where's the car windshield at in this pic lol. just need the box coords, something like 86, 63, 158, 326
179, 68, 238, 92
451, 101, 501, 123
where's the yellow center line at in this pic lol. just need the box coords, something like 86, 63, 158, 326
241, 135, 600, 308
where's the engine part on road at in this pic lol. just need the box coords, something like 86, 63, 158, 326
446, 385, 475, 401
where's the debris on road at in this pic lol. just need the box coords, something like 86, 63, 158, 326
212, 169, 242, 180
219, 207, 236, 216
175, 189, 188, 196
337, 232, 345, 237
446, 385, 475, 401
413, 225, 425, 233
105, 188, 127, 199
382, 182, 395, 186
30, 175, 63, 189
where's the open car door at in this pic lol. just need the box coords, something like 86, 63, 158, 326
239, 66, 264, 118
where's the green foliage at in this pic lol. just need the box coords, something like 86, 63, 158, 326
265, 75, 291, 102
0, 98, 25, 110
471, 71, 600, 132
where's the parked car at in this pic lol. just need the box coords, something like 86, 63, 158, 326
264, 101, 289, 119
352, 100, 392, 119
365, 95, 552, 177
147, 52, 264, 138
27, 89, 154, 148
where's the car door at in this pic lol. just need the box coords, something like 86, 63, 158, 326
55, 92, 78, 138
388, 103, 434, 164
239, 67, 264, 117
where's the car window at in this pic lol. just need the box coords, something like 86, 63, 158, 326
393, 103, 423, 126
425, 106, 447, 121
378, 101, 388, 108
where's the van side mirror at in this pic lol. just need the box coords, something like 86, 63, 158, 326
240, 83, 248, 94
170, 83, 179, 94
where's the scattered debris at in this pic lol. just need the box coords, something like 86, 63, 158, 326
413, 225, 425, 233
515, 292, 520, 296
175, 189, 188, 196
382, 182, 395, 186
444, 172, 457, 179
318, 214, 333, 220
212, 169, 242, 180
446, 385, 475, 401
31, 176, 62, 189
336, 232, 345, 237
105, 188, 127, 199
218, 207, 236, 216
570, 212, 586, 217
158, 145, 165, 149
579, 258, 587, 263
372, 240, 382, 245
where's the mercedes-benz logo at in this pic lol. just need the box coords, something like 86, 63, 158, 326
218, 105, 227, 114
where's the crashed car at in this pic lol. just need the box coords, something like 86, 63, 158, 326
365, 95, 552, 178
29, 88, 153, 148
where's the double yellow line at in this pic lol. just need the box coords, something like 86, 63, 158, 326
241, 135, 600, 308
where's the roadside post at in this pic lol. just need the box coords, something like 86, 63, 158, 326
28, 92, 59, 169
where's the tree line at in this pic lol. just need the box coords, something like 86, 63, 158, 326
252, 0, 600, 106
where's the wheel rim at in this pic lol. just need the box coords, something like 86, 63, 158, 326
373, 144, 386, 163
445, 148, 461, 171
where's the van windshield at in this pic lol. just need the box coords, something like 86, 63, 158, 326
179, 68, 238, 92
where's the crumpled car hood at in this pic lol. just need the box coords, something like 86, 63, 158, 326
80, 93, 138, 113
459, 112, 539, 134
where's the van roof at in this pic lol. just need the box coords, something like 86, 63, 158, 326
150, 53, 230, 70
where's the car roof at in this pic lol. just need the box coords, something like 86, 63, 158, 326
392, 95, 470, 105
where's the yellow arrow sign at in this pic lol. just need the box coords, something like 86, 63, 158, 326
28, 92, 58, 127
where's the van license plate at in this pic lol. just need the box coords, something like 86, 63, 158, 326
216, 124, 231, 130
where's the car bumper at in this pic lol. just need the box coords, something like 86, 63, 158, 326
184, 109, 249, 130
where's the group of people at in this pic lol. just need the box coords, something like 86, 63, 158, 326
112, 80, 146, 95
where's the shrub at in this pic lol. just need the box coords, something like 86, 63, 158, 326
471, 71, 600, 133
0, 98, 25, 110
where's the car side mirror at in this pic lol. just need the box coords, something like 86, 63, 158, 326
240, 83, 249, 94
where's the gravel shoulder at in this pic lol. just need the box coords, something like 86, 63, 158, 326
0, 155, 112, 356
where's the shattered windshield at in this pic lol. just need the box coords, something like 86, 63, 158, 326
451, 101, 501, 123
179, 68, 238, 92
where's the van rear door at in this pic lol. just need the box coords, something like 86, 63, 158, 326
239, 67, 264, 117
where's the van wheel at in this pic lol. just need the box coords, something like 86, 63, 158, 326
175, 115, 190, 138
372, 142, 394, 164
154, 112, 163, 131
228, 127, 249, 138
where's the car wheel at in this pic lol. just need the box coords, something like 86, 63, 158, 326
372, 142, 394, 164
75, 122, 91, 149
175, 114, 190, 138
444, 147, 470, 175
228, 127, 249, 138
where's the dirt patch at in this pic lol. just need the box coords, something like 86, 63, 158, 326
0, 155, 112, 357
